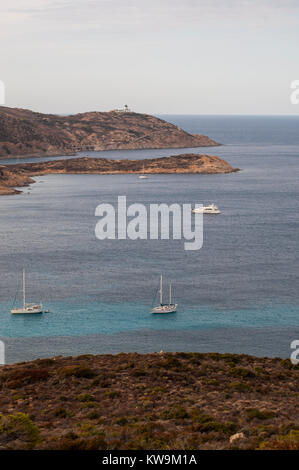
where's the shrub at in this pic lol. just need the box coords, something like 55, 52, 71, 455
60, 365, 96, 379
12, 394, 26, 401
4, 368, 49, 387
77, 393, 95, 402
259, 430, 299, 450
246, 408, 276, 421
197, 420, 237, 435
79, 423, 101, 437
229, 381, 252, 392
280, 359, 299, 370
92, 377, 111, 388
0, 412, 40, 444
53, 407, 69, 418
190, 411, 237, 435
114, 417, 128, 426
104, 390, 120, 399
56, 436, 107, 450
205, 353, 241, 365
132, 368, 148, 377
161, 406, 189, 420
149, 386, 167, 394
160, 356, 181, 369
190, 411, 214, 424
86, 411, 100, 420
35, 358, 56, 367
230, 367, 255, 379
82, 402, 97, 409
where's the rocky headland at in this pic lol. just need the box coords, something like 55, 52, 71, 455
0, 106, 220, 159
0, 165, 34, 195
0, 154, 239, 195
0, 352, 298, 450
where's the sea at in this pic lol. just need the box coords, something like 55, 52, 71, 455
1, 115, 299, 363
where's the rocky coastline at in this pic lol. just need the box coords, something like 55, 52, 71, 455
0, 154, 239, 196
0, 106, 220, 159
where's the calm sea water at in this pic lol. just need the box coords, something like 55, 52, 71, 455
1, 115, 299, 362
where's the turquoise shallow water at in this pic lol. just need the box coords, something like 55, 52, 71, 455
0, 115, 299, 361
0, 300, 299, 338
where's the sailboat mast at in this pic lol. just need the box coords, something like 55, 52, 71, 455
160, 275, 163, 305
169, 283, 172, 305
23, 268, 26, 308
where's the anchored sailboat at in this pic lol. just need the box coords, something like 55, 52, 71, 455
139, 163, 148, 179
11, 269, 43, 314
151, 275, 177, 314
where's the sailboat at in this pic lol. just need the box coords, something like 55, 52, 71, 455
151, 275, 177, 314
139, 163, 148, 179
11, 269, 43, 314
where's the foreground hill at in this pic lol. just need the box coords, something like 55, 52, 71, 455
0, 352, 298, 450
0, 153, 239, 195
0, 106, 219, 158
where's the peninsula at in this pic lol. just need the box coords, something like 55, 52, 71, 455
0, 106, 220, 159
0, 154, 239, 195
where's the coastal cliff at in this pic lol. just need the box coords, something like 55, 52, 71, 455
0, 352, 298, 450
0, 106, 220, 159
0, 154, 239, 195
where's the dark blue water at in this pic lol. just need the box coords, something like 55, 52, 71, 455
1, 115, 299, 362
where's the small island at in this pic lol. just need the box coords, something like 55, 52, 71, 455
0, 154, 239, 195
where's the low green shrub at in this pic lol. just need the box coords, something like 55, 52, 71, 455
0, 412, 40, 443
246, 408, 275, 420
60, 365, 96, 379
161, 406, 189, 420
77, 393, 95, 402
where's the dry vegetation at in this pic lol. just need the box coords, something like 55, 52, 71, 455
0, 106, 219, 158
0, 352, 298, 450
0, 154, 238, 195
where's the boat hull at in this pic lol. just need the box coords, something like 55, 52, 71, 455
192, 209, 220, 214
151, 304, 177, 314
11, 307, 43, 314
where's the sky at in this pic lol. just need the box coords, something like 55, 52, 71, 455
0, 0, 299, 115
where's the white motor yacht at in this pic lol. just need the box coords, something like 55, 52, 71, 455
192, 203, 220, 215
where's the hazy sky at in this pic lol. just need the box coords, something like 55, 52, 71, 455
0, 0, 299, 114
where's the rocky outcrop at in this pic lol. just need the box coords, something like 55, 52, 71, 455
0, 106, 220, 159
0, 165, 34, 195
0, 154, 238, 195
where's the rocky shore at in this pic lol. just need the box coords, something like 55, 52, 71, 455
0, 352, 298, 450
0, 106, 220, 159
0, 154, 239, 196
0, 165, 34, 195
